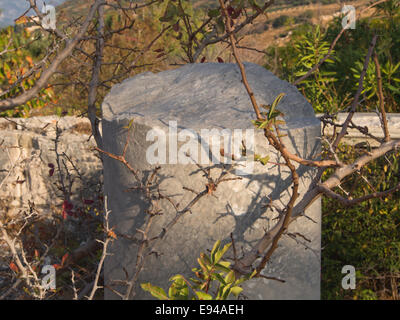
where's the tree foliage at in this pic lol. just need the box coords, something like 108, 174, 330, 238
0, 27, 55, 117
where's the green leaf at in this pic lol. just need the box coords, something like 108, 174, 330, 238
189, 278, 203, 286
170, 274, 185, 282
255, 154, 270, 165
214, 243, 231, 264
213, 273, 226, 285
221, 282, 233, 299
210, 240, 221, 263
216, 16, 225, 34
141, 283, 169, 300
258, 119, 271, 129
198, 255, 211, 273
230, 286, 243, 297
224, 270, 235, 284
248, 269, 257, 279
168, 276, 189, 300
269, 93, 285, 120
234, 277, 246, 285
201, 253, 213, 266
388, 84, 400, 94
215, 262, 231, 273
208, 9, 220, 18
195, 290, 213, 300
123, 118, 134, 129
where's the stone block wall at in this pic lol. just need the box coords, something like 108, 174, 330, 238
0, 116, 102, 219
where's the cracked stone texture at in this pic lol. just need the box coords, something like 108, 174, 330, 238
0, 116, 102, 218
102, 62, 321, 300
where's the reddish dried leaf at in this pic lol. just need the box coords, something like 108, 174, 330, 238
49, 168, 54, 176
217, 57, 224, 63
227, 6, 235, 17
200, 57, 206, 63
61, 253, 69, 266
25, 56, 33, 66
228, 6, 241, 19
63, 200, 73, 211
108, 229, 117, 239
206, 183, 216, 195
9, 262, 19, 273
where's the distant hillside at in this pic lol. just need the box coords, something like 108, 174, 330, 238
0, 0, 66, 28
56, 0, 349, 16
0, 0, 351, 27
191, 0, 348, 10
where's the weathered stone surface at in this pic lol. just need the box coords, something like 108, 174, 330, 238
0, 116, 102, 218
102, 62, 322, 300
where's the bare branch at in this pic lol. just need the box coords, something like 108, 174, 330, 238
318, 182, 400, 207
373, 52, 390, 142
332, 35, 378, 150
0, 0, 106, 112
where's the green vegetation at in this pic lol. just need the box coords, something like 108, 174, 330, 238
142, 240, 256, 300
263, 1, 400, 299
272, 15, 295, 28
0, 26, 55, 117
322, 146, 400, 300
265, 3, 400, 113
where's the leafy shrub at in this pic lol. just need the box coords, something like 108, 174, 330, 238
272, 15, 294, 28
322, 146, 400, 300
0, 26, 56, 117
141, 240, 256, 300
265, 9, 400, 113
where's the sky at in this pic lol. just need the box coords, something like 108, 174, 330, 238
0, 0, 67, 27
